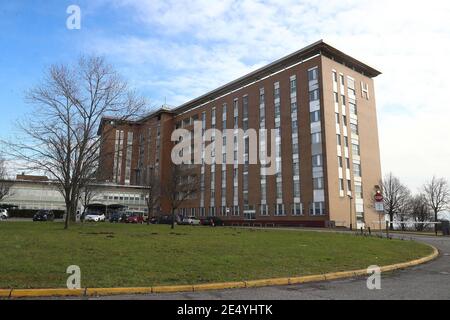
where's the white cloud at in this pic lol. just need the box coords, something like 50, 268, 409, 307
88, 0, 450, 191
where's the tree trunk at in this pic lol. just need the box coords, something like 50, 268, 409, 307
147, 207, 152, 225
389, 212, 394, 230
64, 203, 71, 230
435, 209, 438, 234
171, 208, 175, 230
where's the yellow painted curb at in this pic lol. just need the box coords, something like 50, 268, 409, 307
2, 244, 439, 298
86, 287, 152, 296
151, 285, 194, 293
245, 278, 290, 288
0, 289, 12, 298
10, 288, 85, 298
289, 274, 327, 285
193, 281, 246, 292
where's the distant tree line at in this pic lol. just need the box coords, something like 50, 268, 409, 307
380, 173, 449, 232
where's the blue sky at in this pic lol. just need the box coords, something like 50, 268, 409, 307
1, 0, 450, 191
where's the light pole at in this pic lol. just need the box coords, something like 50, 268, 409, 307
348, 194, 353, 231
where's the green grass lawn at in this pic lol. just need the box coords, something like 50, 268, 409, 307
0, 222, 432, 289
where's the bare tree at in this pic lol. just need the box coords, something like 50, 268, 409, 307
80, 182, 99, 218
410, 193, 432, 232
380, 173, 411, 230
144, 168, 160, 225
2, 56, 146, 229
0, 156, 13, 203
423, 176, 449, 233
164, 165, 199, 229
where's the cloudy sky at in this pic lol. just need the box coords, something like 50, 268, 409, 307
1, 0, 450, 191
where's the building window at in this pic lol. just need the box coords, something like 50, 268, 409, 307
290, 78, 297, 95
337, 134, 342, 146
361, 82, 370, 100
313, 177, 324, 190
338, 156, 343, 168
310, 202, 325, 216
349, 102, 357, 115
275, 204, 285, 216
353, 163, 362, 177
243, 95, 249, 119
344, 136, 349, 148
341, 95, 346, 106
339, 179, 344, 192
276, 182, 283, 199
292, 141, 299, 154
222, 104, 227, 129
293, 180, 300, 197
347, 180, 352, 192
334, 92, 339, 103
352, 144, 360, 156
332, 71, 337, 82
292, 202, 303, 216
260, 88, 265, 104
312, 154, 322, 167
260, 204, 269, 216
291, 102, 297, 113
308, 68, 318, 81
293, 158, 300, 175
340, 74, 345, 86
311, 132, 321, 144
310, 110, 320, 123
342, 115, 347, 126
335, 112, 340, 124
350, 123, 359, 135
309, 89, 320, 101
355, 182, 363, 199
274, 84, 280, 100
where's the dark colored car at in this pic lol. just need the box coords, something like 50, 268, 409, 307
147, 216, 158, 224
109, 212, 123, 223
157, 215, 177, 225
126, 215, 144, 224
33, 210, 55, 222
200, 216, 224, 226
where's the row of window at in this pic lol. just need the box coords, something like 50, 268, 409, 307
176, 202, 326, 218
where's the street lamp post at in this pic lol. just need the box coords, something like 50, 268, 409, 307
348, 194, 353, 231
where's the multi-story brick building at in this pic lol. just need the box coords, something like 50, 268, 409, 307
97, 40, 382, 228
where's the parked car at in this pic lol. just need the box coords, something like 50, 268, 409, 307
147, 216, 158, 224
0, 209, 8, 220
157, 215, 177, 225
33, 210, 55, 222
109, 212, 124, 223
85, 212, 106, 222
200, 216, 224, 226
126, 215, 144, 224
181, 216, 201, 225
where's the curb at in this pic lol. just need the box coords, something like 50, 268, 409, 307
1, 245, 439, 298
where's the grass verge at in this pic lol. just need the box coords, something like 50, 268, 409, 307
0, 222, 433, 289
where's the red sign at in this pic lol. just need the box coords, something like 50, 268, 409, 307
374, 191, 383, 202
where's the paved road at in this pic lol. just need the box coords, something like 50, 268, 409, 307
91, 233, 450, 300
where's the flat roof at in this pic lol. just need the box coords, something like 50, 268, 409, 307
174, 40, 381, 114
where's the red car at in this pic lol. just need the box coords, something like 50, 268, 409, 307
126, 215, 144, 224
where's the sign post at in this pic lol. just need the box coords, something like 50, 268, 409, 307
374, 190, 384, 235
